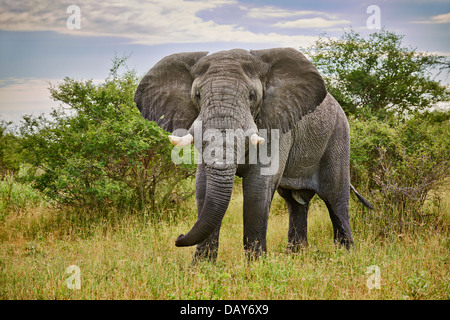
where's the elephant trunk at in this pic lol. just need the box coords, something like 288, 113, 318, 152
175, 82, 253, 247
175, 164, 236, 247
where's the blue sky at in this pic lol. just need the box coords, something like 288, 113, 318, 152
0, 0, 449, 124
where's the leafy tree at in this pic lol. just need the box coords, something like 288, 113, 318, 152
306, 29, 449, 119
20, 56, 195, 213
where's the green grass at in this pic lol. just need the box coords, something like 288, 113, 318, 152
0, 179, 449, 299
0, 175, 49, 220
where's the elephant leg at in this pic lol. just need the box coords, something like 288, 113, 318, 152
278, 188, 315, 252
193, 164, 221, 262
193, 227, 221, 262
322, 188, 354, 249
242, 173, 277, 260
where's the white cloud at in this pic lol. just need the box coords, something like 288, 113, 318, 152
0, 0, 238, 38
273, 17, 351, 29
0, 78, 110, 124
0, 78, 58, 123
0, 0, 335, 47
412, 12, 450, 24
245, 5, 337, 19
244, 5, 351, 30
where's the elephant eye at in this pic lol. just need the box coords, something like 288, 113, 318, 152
249, 90, 257, 102
195, 90, 201, 100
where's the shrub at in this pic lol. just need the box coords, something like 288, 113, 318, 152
350, 110, 449, 234
19, 57, 196, 215
0, 119, 21, 175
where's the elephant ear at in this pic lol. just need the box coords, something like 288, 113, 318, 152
134, 51, 208, 133
251, 48, 326, 133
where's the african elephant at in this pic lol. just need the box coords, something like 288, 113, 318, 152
134, 48, 373, 261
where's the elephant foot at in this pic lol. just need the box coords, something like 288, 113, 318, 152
245, 249, 266, 262
192, 247, 218, 264
334, 236, 354, 250
286, 241, 308, 254
244, 241, 267, 261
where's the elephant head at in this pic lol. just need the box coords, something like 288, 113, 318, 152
134, 48, 326, 247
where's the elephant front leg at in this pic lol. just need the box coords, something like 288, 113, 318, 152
192, 164, 221, 263
242, 175, 276, 259
193, 226, 221, 263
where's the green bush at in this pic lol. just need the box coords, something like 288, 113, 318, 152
0, 119, 21, 175
19, 57, 196, 215
350, 110, 449, 234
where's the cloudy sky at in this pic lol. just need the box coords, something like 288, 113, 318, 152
0, 0, 449, 124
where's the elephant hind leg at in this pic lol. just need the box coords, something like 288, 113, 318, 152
278, 188, 315, 253
323, 194, 354, 249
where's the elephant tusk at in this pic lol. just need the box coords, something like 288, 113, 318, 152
250, 133, 265, 146
168, 133, 194, 147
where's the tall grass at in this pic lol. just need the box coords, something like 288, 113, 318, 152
0, 174, 50, 219
0, 178, 448, 300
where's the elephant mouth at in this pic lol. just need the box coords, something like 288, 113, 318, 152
169, 119, 278, 169
169, 131, 264, 148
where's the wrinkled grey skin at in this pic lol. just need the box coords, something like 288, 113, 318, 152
135, 48, 372, 261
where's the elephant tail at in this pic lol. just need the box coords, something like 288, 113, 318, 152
350, 184, 374, 210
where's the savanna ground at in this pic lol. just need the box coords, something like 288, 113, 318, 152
1, 177, 448, 300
